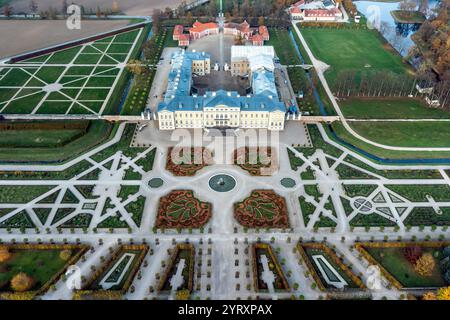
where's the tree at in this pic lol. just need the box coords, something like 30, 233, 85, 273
176, 289, 190, 300
414, 253, 436, 276
59, 249, 72, 261
11, 273, 34, 292
403, 246, 422, 265
3, 4, 13, 17
112, 1, 120, 14
127, 60, 145, 75
0, 246, 11, 263
422, 291, 437, 300
437, 286, 450, 300
209, 0, 217, 18
96, 6, 102, 18
62, 0, 68, 15
186, 11, 194, 25
29, 0, 38, 14
258, 16, 265, 26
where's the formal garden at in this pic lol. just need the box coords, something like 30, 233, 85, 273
297, 242, 365, 291
356, 242, 450, 289
158, 243, 195, 295
166, 147, 213, 176
233, 147, 277, 176
0, 244, 87, 299
252, 243, 290, 293
74, 244, 148, 300
234, 190, 290, 229
155, 190, 212, 230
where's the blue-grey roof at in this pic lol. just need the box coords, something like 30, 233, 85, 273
164, 50, 211, 102
158, 49, 285, 114
158, 90, 285, 112
252, 70, 278, 98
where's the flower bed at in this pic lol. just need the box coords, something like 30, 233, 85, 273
234, 190, 290, 229
355, 241, 450, 289
251, 243, 290, 292
166, 147, 213, 176
73, 244, 148, 300
158, 243, 195, 294
297, 242, 366, 292
155, 190, 212, 229
0, 244, 88, 300
234, 147, 278, 176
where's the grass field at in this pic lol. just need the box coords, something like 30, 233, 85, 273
0, 120, 115, 163
345, 121, 450, 148
0, 248, 75, 292
340, 98, 450, 119
331, 123, 450, 159
300, 27, 413, 85
364, 246, 446, 288
0, 28, 143, 115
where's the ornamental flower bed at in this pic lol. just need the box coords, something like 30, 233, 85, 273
296, 242, 366, 292
0, 244, 88, 300
234, 190, 290, 229
73, 244, 148, 300
155, 190, 212, 229
355, 241, 450, 289
158, 243, 195, 294
251, 243, 290, 292
166, 147, 213, 176
233, 147, 278, 176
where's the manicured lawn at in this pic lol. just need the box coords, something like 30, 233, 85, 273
0, 121, 115, 163
0, 128, 85, 148
364, 247, 446, 288
340, 98, 450, 119
0, 249, 75, 292
331, 122, 450, 160
267, 29, 301, 65
0, 185, 55, 203
385, 185, 450, 202
347, 121, 450, 148
300, 27, 413, 85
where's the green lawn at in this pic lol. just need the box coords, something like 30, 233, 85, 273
347, 121, 450, 148
341, 98, 450, 119
0, 249, 75, 292
0, 128, 86, 148
0, 121, 115, 163
364, 247, 446, 288
0, 185, 55, 203
300, 27, 413, 85
331, 122, 450, 160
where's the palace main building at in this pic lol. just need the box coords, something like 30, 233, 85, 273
157, 47, 286, 131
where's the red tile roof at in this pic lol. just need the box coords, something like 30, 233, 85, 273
189, 21, 219, 33
251, 34, 264, 42
304, 9, 334, 17
290, 7, 302, 14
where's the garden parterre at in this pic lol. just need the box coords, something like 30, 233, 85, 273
0, 28, 144, 116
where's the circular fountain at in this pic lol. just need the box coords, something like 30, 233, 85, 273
208, 174, 236, 193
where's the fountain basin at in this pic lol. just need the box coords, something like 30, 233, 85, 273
208, 174, 236, 192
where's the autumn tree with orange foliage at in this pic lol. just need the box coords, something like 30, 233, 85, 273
414, 253, 436, 276
0, 246, 11, 263
422, 292, 437, 300
10, 273, 34, 292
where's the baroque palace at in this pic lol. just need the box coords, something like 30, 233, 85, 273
157, 47, 286, 131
